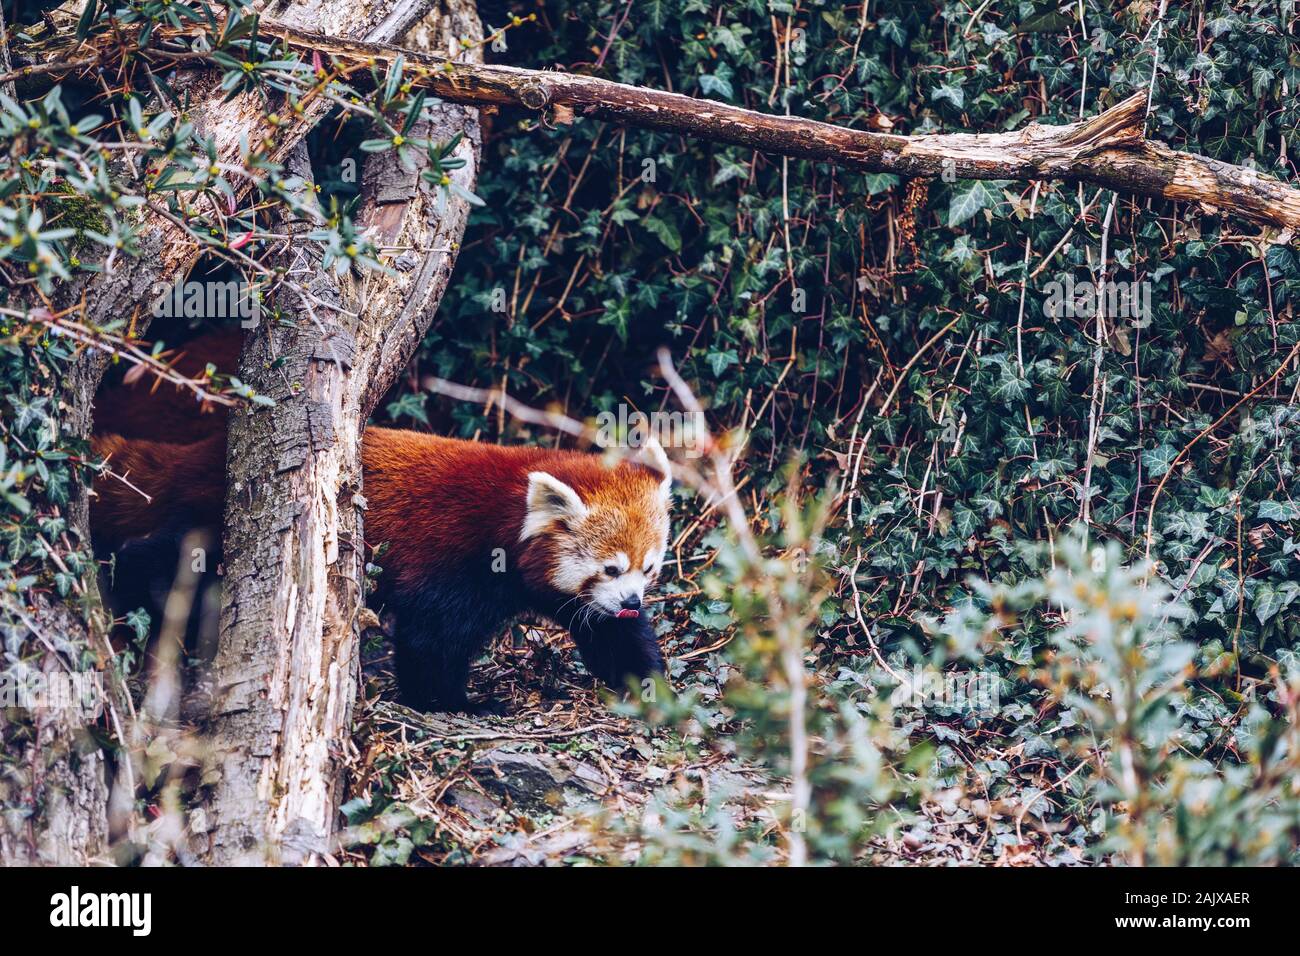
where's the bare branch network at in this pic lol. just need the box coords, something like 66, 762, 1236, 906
19, 15, 1300, 233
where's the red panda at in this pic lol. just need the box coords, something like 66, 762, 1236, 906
90, 425, 672, 711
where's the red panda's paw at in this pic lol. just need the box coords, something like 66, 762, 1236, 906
567, 610, 665, 692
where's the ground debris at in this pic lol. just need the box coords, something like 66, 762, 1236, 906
339, 635, 772, 865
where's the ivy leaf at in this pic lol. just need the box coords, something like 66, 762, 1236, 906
1257, 500, 1300, 522
1252, 581, 1298, 625
865, 173, 899, 195
691, 600, 733, 630
947, 180, 999, 228
989, 371, 1027, 405
643, 216, 682, 253
706, 349, 739, 376
1016, 10, 1073, 33
952, 501, 979, 538
878, 17, 906, 46
386, 392, 429, 425
931, 82, 965, 110
698, 72, 734, 100
1141, 444, 1178, 478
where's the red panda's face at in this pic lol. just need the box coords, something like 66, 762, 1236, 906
520, 443, 672, 618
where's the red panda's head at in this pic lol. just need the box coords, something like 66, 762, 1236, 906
519, 440, 672, 619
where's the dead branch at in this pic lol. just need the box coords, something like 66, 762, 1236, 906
132, 18, 1300, 233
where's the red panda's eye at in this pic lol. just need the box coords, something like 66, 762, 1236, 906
603, 564, 620, 577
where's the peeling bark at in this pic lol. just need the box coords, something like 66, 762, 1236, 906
202, 0, 481, 865
0, 602, 113, 865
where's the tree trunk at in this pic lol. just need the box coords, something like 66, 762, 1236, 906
0, 0, 448, 867
201, 0, 481, 865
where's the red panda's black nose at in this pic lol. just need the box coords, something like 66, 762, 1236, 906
620, 594, 642, 611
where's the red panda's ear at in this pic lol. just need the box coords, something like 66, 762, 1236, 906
637, 437, 673, 506
521, 471, 589, 540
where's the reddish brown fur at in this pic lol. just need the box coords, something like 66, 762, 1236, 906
93, 326, 242, 441
89, 432, 226, 552
365, 428, 665, 591
92, 426, 665, 585
90, 424, 669, 708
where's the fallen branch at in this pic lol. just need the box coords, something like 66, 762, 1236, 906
17, 14, 1299, 230
135, 18, 1300, 233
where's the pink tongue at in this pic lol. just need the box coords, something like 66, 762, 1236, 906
615, 609, 641, 619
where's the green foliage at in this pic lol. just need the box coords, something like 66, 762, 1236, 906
3, 0, 1300, 864
934, 533, 1300, 865
618, 482, 932, 864
400, 0, 1300, 862
0, 327, 85, 597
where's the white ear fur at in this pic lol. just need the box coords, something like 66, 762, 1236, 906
638, 437, 673, 504
521, 471, 589, 541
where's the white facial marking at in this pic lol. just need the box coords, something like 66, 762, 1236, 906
586, 544, 667, 614
639, 438, 673, 504
529, 474, 671, 618
590, 570, 646, 615
549, 550, 603, 596
521, 471, 589, 542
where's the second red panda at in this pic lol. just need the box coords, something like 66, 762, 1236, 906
91, 426, 672, 711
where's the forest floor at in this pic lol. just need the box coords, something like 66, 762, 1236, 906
338, 624, 1065, 866
340, 625, 777, 865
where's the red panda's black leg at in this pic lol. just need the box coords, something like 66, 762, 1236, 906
390, 622, 475, 713
391, 629, 440, 711
388, 596, 486, 713
565, 610, 666, 694
431, 649, 473, 712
